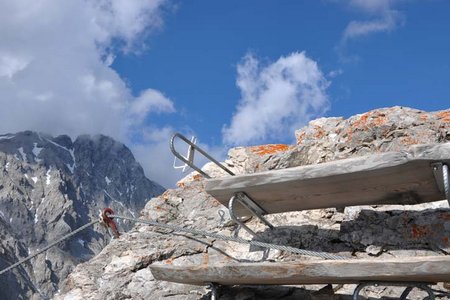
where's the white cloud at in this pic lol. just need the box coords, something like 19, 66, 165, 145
348, 0, 392, 13
343, 10, 402, 41
328, 69, 344, 78
336, 0, 405, 62
0, 51, 31, 79
88, 0, 167, 53
0, 0, 172, 137
130, 89, 175, 122
222, 52, 330, 146
131, 127, 180, 188
0, 0, 181, 186
341, 0, 404, 42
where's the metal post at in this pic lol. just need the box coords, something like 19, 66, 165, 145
209, 283, 219, 300
443, 164, 449, 206
432, 162, 450, 206
353, 281, 435, 300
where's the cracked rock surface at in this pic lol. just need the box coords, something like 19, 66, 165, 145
57, 107, 450, 299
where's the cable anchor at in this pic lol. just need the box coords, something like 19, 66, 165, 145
100, 208, 120, 239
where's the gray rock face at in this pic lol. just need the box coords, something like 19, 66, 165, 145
0, 131, 164, 300
57, 107, 450, 299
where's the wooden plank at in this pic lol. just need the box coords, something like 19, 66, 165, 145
205, 143, 450, 215
150, 256, 450, 286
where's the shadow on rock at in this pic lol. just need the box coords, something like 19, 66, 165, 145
252, 208, 450, 255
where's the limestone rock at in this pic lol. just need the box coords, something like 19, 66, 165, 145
57, 107, 450, 299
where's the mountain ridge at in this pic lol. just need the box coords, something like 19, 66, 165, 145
0, 131, 164, 299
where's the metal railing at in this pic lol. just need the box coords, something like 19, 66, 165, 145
170, 133, 234, 179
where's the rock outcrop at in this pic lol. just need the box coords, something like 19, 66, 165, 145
0, 132, 164, 299
57, 107, 450, 299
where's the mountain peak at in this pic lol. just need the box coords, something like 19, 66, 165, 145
0, 131, 164, 299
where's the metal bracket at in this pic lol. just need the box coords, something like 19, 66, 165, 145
353, 281, 435, 300
431, 162, 449, 205
170, 133, 274, 238
228, 192, 274, 238
173, 136, 197, 173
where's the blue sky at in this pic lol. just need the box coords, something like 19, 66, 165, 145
113, 0, 449, 144
0, 0, 449, 187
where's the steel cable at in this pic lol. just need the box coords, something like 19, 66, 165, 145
0, 220, 99, 276
112, 215, 346, 260
0, 212, 345, 276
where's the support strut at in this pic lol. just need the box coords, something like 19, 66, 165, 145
228, 192, 274, 238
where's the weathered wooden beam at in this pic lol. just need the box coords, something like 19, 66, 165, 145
150, 256, 450, 286
205, 143, 450, 215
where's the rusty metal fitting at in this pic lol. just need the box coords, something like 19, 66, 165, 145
102, 208, 120, 239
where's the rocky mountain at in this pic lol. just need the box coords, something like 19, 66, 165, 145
55, 106, 450, 300
0, 131, 165, 300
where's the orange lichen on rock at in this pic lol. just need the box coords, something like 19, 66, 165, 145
400, 136, 419, 146
162, 191, 171, 200
345, 112, 388, 141
372, 114, 387, 126
437, 110, 450, 123
210, 199, 221, 207
353, 112, 387, 128
352, 112, 370, 128
296, 131, 306, 145
313, 126, 326, 139
176, 181, 185, 188
249, 144, 291, 156
410, 224, 431, 239
192, 174, 202, 181
419, 114, 429, 121
439, 213, 450, 220
154, 205, 165, 211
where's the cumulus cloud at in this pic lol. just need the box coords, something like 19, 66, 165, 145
0, 0, 172, 137
89, 0, 167, 53
222, 52, 330, 146
129, 89, 175, 123
0, 0, 181, 186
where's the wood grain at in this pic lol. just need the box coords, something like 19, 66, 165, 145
205, 143, 450, 215
150, 256, 450, 285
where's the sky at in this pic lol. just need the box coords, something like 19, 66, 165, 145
0, 0, 449, 187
